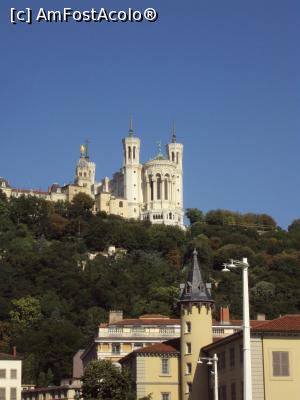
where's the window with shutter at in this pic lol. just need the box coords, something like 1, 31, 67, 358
10, 388, 16, 400
10, 370, 17, 379
229, 347, 235, 368
272, 351, 290, 377
0, 388, 5, 400
161, 358, 169, 375
231, 382, 236, 400
186, 343, 191, 354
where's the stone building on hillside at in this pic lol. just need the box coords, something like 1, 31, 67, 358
0, 124, 184, 227
81, 312, 181, 369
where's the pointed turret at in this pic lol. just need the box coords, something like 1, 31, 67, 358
128, 116, 134, 137
180, 250, 214, 400
180, 249, 214, 304
171, 122, 176, 143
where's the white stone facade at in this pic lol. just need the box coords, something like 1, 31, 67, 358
0, 354, 22, 400
103, 129, 184, 227
0, 127, 184, 228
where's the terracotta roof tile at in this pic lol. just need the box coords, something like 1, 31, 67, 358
203, 315, 300, 352
0, 352, 22, 360
213, 319, 267, 327
139, 314, 170, 319
11, 189, 48, 195
108, 318, 180, 326
137, 338, 180, 354
252, 315, 300, 332
120, 338, 180, 363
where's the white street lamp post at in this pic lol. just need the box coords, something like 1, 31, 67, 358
222, 258, 252, 400
198, 353, 218, 400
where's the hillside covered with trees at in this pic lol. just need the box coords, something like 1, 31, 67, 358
0, 191, 300, 385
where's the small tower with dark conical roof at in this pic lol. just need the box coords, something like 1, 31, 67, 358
180, 249, 214, 400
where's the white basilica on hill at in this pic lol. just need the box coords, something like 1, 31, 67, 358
0, 123, 184, 228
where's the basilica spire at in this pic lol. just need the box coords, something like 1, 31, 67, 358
128, 116, 134, 137
171, 122, 176, 143
85, 139, 90, 159
180, 249, 214, 304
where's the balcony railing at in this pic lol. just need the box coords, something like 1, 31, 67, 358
212, 326, 241, 337
99, 326, 240, 339
99, 328, 179, 338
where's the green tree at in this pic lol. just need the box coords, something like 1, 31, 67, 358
138, 395, 153, 400
9, 195, 49, 233
46, 213, 69, 239
36, 369, 54, 387
185, 208, 203, 225
9, 296, 42, 329
0, 191, 9, 217
70, 193, 94, 219
81, 360, 133, 400
288, 219, 300, 234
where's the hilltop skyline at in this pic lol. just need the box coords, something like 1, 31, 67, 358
0, 0, 299, 228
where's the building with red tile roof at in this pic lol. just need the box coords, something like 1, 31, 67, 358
80, 311, 181, 370
202, 314, 300, 400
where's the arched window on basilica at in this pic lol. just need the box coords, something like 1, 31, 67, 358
149, 176, 154, 201
156, 174, 162, 200
164, 174, 169, 200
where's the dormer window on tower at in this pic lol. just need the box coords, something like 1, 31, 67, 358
186, 283, 191, 295
198, 283, 205, 293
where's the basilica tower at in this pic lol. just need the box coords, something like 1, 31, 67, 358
122, 120, 142, 219
180, 250, 214, 400
75, 143, 96, 192
166, 127, 184, 221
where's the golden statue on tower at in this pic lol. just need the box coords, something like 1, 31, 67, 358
80, 144, 85, 157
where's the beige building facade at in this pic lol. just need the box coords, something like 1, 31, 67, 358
121, 338, 180, 400
81, 311, 181, 370
22, 383, 81, 400
118, 251, 300, 400
203, 314, 300, 400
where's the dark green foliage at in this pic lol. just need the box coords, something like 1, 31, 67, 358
185, 208, 204, 224
0, 199, 300, 386
205, 209, 276, 229
81, 360, 133, 400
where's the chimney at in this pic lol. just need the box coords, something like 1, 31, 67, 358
220, 306, 230, 325
109, 310, 123, 324
179, 283, 185, 296
12, 346, 17, 357
257, 313, 266, 321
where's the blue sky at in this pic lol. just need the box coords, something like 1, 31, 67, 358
0, 0, 299, 228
